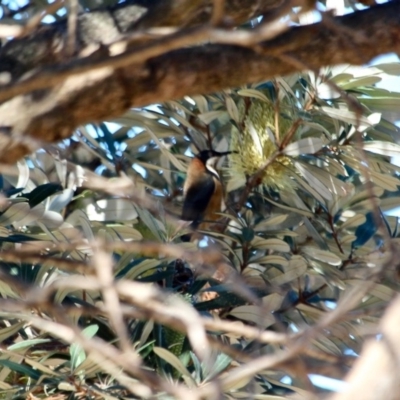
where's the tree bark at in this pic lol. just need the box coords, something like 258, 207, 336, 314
0, 1, 399, 163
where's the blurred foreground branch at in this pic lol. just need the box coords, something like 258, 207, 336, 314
330, 295, 400, 400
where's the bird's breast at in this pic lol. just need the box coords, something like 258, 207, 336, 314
204, 178, 223, 221
183, 158, 207, 195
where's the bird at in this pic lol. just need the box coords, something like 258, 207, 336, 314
181, 150, 232, 240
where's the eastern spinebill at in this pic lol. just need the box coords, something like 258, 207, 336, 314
181, 150, 233, 240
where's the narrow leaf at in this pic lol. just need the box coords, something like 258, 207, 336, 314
302, 247, 342, 266
283, 138, 324, 156
153, 347, 195, 381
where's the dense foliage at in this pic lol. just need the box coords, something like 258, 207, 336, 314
0, 0, 400, 399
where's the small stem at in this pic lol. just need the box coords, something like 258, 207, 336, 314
328, 214, 344, 254
210, 0, 226, 26
273, 80, 281, 146
279, 118, 302, 150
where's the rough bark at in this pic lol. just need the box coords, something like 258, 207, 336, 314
0, 1, 399, 163
0, 0, 287, 79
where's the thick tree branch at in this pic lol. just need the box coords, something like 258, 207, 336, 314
0, 0, 287, 78
0, 1, 399, 162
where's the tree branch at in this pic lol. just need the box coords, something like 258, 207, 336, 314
0, 1, 399, 162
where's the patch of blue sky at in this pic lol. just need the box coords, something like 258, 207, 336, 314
199, 238, 208, 248
309, 375, 348, 392
325, 300, 337, 309
133, 164, 146, 178
5, 0, 29, 11
280, 374, 347, 392
102, 122, 122, 134
280, 375, 292, 385
344, 348, 358, 356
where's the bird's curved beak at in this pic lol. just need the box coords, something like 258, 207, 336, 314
213, 150, 238, 157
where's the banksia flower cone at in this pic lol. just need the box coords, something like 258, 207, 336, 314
229, 99, 295, 191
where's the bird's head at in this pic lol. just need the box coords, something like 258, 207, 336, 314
196, 150, 234, 164
195, 150, 236, 178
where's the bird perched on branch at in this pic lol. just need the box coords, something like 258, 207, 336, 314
181, 150, 232, 240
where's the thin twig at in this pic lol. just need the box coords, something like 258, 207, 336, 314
273, 80, 281, 146
210, 0, 226, 26
93, 247, 134, 355
66, 0, 78, 56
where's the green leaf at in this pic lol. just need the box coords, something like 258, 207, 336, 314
376, 62, 400, 75
253, 255, 289, 267
319, 106, 373, 126
255, 214, 288, 230
203, 352, 232, 381
0, 359, 41, 380
70, 324, 99, 371
283, 137, 324, 156
198, 111, 228, 125
369, 170, 399, 192
135, 207, 164, 242
229, 305, 275, 328
8, 338, 50, 351
25, 358, 61, 377
145, 126, 186, 172
237, 89, 270, 103
270, 257, 307, 285
225, 96, 240, 123
251, 237, 290, 252
360, 97, 400, 112
124, 259, 161, 280
301, 163, 353, 197
153, 347, 195, 382
339, 76, 382, 90
302, 247, 342, 266
0, 203, 30, 225
294, 162, 332, 201
264, 196, 314, 218
191, 95, 209, 113
0, 322, 25, 342
339, 214, 367, 231
363, 141, 400, 157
